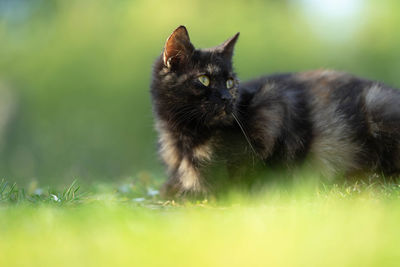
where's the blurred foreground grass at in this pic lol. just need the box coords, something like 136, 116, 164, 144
1, 179, 400, 267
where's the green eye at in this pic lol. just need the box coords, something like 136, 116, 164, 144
226, 78, 234, 89
198, 75, 210, 87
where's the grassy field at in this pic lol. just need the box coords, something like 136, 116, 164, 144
1, 178, 400, 267
2, 1, 400, 266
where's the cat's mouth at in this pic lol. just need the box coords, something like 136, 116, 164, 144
209, 104, 235, 125
224, 103, 234, 114
202, 101, 236, 127
214, 102, 234, 115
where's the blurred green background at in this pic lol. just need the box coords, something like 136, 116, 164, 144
0, 0, 400, 186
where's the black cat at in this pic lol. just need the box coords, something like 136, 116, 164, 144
151, 26, 400, 198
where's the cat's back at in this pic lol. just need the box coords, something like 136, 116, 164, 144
241, 69, 399, 125
241, 69, 368, 102
239, 70, 400, 175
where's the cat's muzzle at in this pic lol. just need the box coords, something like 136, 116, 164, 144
224, 102, 234, 113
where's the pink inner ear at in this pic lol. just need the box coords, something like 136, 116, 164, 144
164, 38, 185, 65
163, 26, 193, 68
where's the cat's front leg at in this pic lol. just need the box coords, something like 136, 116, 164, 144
161, 157, 209, 198
159, 136, 213, 198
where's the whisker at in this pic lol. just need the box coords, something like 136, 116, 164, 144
231, 112, 257, 157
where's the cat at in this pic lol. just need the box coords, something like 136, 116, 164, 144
151, 25, 400, 198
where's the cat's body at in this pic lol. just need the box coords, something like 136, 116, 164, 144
151, 26, 400, 198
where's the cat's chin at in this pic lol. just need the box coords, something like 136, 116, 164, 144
207, 110, 234, 127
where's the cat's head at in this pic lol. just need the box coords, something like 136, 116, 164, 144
151, 26, 240, 129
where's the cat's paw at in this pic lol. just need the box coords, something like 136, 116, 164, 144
160, 182, 210, 201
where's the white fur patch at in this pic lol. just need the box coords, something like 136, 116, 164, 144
163, 52, 171, 68
365, 84, 386, 108
178, 158, 201, 190
193, 142, 213, 162
156, 122, 180, 172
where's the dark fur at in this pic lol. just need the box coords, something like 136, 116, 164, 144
151, 26, 400, 198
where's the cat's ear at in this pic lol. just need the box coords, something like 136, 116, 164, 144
163, 26, 195, 69
219, 32, 240, 60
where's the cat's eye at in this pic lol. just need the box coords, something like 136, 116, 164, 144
198, 75, 210, 87
226, 78, 234, 89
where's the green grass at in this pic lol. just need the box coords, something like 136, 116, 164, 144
1, 178, 400, 267
2, 2, 400, 266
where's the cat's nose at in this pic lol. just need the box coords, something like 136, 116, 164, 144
220, 89, 232, 102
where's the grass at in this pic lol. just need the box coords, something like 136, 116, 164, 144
1, 177, 400, 266
0, 179, 82, 204
2, 2, 400, 266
